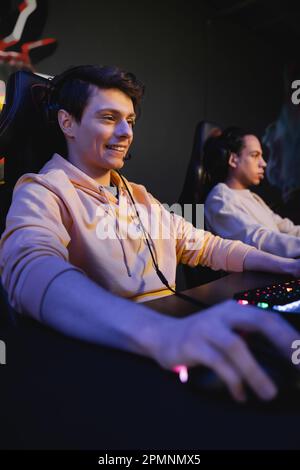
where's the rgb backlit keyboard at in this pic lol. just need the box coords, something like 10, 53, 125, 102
234, 279, 300, 313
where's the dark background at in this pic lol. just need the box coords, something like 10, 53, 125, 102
36, 0, 298, 205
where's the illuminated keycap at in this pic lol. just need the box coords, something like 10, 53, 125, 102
257, 302, 269, 309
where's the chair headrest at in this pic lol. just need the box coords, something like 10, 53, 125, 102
0, 70, 52, 155
178, 120, 222, 206
191, 121, 222, 162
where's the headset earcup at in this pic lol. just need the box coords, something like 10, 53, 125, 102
31, 82, 52, 125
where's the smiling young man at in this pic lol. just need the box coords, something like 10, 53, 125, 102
1, 67, 300, 402
204, 127, 300, 258
61, 86, 135, 185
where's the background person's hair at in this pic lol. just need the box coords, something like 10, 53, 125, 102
202, 126, 250, 198
46, 64, 145, 156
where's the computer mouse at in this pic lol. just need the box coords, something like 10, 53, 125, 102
244, 332, 300, 393
188, 366, 226, 394
187, 333, 300, 400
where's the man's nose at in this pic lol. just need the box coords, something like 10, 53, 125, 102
116, 120, 133, 138
260, 157, 267, 168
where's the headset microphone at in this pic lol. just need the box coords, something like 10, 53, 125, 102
124, 152, 132, 161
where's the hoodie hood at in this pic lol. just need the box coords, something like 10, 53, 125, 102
40, 153, 133, 204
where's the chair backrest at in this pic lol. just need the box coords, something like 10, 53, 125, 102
177, 121, 224, 289
0, 70, 53, 232
178, 120, 222, 208
0, 71, 56, 322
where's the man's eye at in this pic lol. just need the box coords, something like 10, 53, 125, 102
102, 115, 115, 121
127, 120, 136, 127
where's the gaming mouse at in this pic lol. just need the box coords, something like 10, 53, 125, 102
187, 333, 300, 400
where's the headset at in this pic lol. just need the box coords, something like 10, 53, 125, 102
117, 171, 206, 308
42, 66, 206, 309
41, 65, 134, 161
41, 65, 97, 124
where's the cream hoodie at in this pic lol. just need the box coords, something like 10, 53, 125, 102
205, 183, 300, 258
0, 154, 253, 320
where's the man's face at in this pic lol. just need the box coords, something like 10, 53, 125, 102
66, 87, 136, 179
233, 135, 266, 188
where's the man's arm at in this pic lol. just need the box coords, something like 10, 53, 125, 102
205, 190, 300, 258
40, 269, 166, 358
41, 269, 300, 403
243, 246, 299, 276
273, 212, 300, 237
171, 207, 300, 275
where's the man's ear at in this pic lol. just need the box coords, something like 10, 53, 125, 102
228, 152, 239, 169
57, 109, 75, 139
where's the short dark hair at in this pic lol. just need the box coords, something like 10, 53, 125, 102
51, 64, 144, 121
203, 126, 250, 185
48, 65, 145, 155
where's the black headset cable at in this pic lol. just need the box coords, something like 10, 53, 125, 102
117, 171, 206, 309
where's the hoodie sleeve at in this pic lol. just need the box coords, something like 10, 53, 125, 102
272, 212, 300, 237
252, 192, 300, 238
0, 178, 85, 320
171, 211, 255, 272
143, 189, 254, 273
205, 187, 300, 259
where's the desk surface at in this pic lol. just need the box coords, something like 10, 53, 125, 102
146, 271, 290, 316
0, 271, 300, 450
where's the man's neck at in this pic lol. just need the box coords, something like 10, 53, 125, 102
225, 177, 247, 190
67, 153, 111, 186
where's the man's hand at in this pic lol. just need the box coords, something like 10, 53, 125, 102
244, 247, 300, 277
287, 258, 300, 277
153, 300, 299, 402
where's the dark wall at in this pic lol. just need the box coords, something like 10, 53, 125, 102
38, 0, 284, 204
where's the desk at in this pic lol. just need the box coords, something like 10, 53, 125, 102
0, 272, 299, 450
146, 271, 290, 316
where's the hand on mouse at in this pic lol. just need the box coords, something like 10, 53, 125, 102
152, 300, 300, 402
